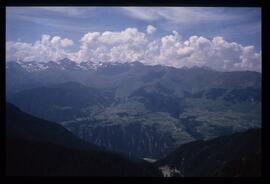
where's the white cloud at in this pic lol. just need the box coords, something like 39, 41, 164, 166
151, 32, 261, 71
51, 36, 74, 47
7, 7, 96, 18
146, 25, 157, 34
6, 34, 74, 62
120, 7, 245, 25
36, 7, 92, 17
75, 27, 147, 63
6, 27, 261, 72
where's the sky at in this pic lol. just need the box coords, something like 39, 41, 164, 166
6, 7, 261, 72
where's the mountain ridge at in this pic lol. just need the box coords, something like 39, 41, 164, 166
6, 59, 261, 159
7, 58, 261, 73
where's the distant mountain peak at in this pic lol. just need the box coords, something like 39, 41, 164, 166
130, 61, 144, 66
189, 65, 215, 71
58, 58, 74, 63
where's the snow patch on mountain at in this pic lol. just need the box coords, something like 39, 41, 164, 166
20, 62, 49, 72
6, 59, 143, 73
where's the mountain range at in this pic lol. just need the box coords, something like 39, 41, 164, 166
6, 59, 261, 160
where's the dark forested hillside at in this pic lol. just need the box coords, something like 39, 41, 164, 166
156, 128, 261, 177
6, 103, 162, 176
6, 103, 100, 151
6, 137, 161, 176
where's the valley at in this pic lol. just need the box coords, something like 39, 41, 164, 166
6, 59, 261, 159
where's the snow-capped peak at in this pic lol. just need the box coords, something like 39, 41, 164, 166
6, 59, 146, 72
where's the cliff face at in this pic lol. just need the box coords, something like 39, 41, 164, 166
66, 122, 175, 159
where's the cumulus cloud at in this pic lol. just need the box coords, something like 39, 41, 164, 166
146, 25, 157, 34
74, 27, 147, 63
6, 27, 261, 72
150, 32, 261, 72
6, 34, 74, 62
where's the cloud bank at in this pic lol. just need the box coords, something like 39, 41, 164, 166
6, 26, 261, 72
7, 34, 74, 62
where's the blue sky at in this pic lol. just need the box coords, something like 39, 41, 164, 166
6, 7, 261, 50
6, 7, 261, 71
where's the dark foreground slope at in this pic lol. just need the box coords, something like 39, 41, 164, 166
156, 128, 261, 177
6, 103, 101, 152
6, 137, 161, 176
6, 103, 161, 176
